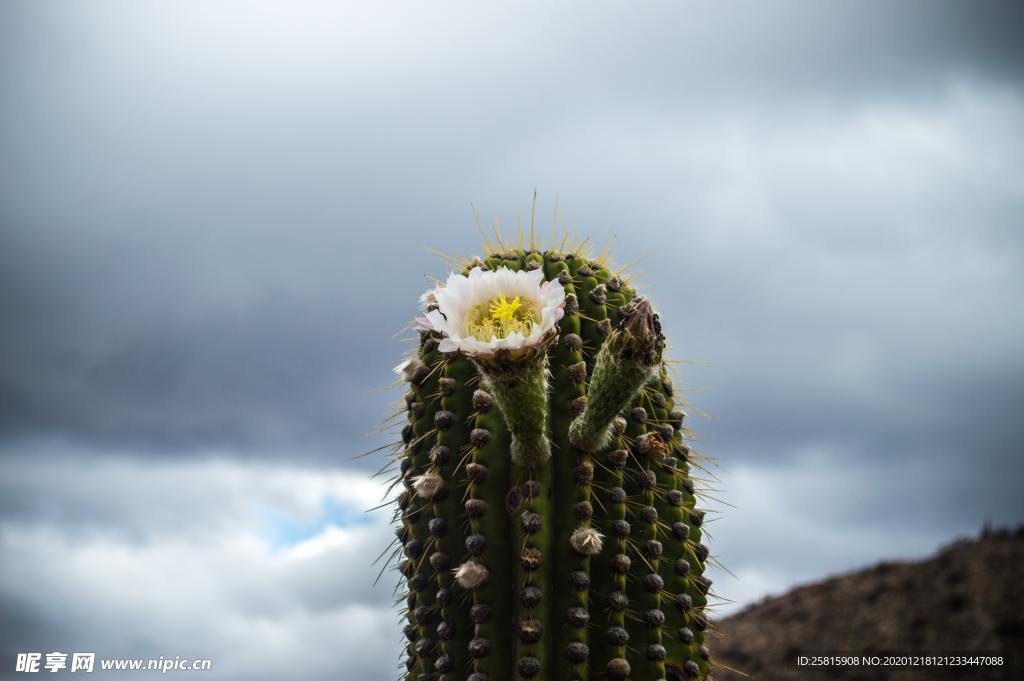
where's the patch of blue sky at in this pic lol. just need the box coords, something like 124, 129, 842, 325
258, 497, 374, 550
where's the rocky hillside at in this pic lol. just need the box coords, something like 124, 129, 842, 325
710, 527, 1024, 681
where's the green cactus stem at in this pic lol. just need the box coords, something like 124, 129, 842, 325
388, 244, 715, 681
473, 350, 553, 467
569, 297, 665, 453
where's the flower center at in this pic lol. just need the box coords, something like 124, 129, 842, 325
466, 294, 538, 340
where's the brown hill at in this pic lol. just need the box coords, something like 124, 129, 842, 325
710, 527, 1024, 681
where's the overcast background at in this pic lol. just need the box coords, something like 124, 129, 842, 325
2, 1, 1023, 679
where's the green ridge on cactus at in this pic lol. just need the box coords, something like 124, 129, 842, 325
389, 243, 715, 681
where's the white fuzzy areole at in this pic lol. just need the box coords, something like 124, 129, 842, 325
393, 358, 424, 383
570, 527, 605, 556
411, 473, 444, 500
453, 560, 489, 589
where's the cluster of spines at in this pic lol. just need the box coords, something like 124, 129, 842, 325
391, 248, 715, 681
544, 252, 591, 681
466, 385, 512, 681
398, 338, 442, 679
572, 255, 629, 681
433, 359, 475, 678
508, 251, 550, 681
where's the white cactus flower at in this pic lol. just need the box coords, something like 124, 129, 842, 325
422, 267, 565, 356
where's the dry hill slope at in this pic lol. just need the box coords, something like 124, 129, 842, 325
710, 527, 1024, 681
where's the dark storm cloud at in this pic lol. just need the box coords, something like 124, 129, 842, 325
1, 3, 1023, 678
1, 0, 1022, 463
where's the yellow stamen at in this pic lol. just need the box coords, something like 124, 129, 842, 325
489, 295, 522, 325
467, 294, 538, 340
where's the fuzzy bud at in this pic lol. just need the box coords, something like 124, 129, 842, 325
453, 561, 489, 590
570, 527, 605, 556
411, 473, 445, 501
393, 358, 425, 383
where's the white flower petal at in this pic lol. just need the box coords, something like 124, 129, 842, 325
418, 266, 566, 357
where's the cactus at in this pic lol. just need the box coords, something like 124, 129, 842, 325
387, 242, 714, 681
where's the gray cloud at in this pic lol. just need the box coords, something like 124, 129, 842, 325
1, 1, 1023, 678
0, 451, 403, 680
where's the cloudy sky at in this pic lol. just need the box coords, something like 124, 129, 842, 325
2, 1, 1023, 679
